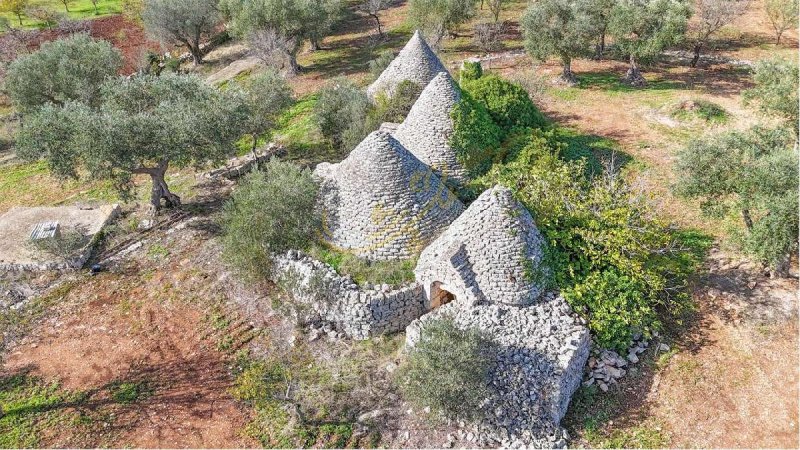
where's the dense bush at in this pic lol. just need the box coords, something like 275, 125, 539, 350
459, 60, 483, 83
743, 58, 799, 133
221, 159, 320, 280
367, 80, 423, 128
461, 74, 548, 133
479, 129, 701, 351
396, 318, 492, 420
449, 90, 504, 178
314, 77, 372, 153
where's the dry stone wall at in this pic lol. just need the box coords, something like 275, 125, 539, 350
366, 30, 448, 100
405, 292, 590, 446
272, 250, 427, 339
393, 72, 468, 185
314, 131, 464, 261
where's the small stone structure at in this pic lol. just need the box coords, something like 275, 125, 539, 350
0, 204, 120, 271
405, 186, 589, 445
405, 293, 590, 445
366, 30, 448, 100
272, 250, 427, 339
393, 72, 468, 185
414, 185, 547, 308
314, 130, 464, 261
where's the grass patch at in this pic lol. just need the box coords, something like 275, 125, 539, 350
108, 381, 148, 404
0, 281, 77, 352
0, 374, 81, 448
0, 0, 122, 29
670, 99, 729, 123
552, 127, 627, 174
308, 244, 416, 287
272, 94, 338, 165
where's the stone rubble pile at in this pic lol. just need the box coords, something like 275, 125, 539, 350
583, 333, 659, 391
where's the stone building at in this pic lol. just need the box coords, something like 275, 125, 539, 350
366, 30, 448, 100
313, 130, 464, 261
414, 185, 547, 309
406, 185, 589, 446
393, 72, 469, 185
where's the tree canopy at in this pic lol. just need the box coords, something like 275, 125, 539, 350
608, 0, 690, 85
16, 74, 248, 213
521, 0, 597, 84
3, 34, 122, 114
141, 0, 222, 65
228, 69, 295, 156
744, 58, 799, 133
408, 0, 479, 48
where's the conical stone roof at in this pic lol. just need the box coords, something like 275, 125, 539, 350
366, 30, 448, 100
414, 185, 547, 307
314, 131, 465, 261
393, 71, 468, 185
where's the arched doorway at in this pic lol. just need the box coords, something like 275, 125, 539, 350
429, 281, 456, 309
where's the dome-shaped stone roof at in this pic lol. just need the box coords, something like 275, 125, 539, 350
366, 30, 448, 100
393, 71, 467, 185
314, 131, 465, 261
414, 185, 547, 307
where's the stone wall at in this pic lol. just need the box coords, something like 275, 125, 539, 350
272, 250, 428, 340
405, 292, 590, 445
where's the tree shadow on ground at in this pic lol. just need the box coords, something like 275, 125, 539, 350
575, 71, 689, 93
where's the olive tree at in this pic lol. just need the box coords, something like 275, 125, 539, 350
765, 0, 798, 44
3, 33, 122, 114
15, 74, 247, 214
223, 0, 342, 74
608, 0, 690, 86
408, 0, 479, 48
141, 0, 222, 65
687, 0, 749, 67
521, 0, 597, 84
228, 69, 294, 159
360, 0, 390, 36
583, 0, 617, 58
744, 58, 799, 133
0, 0, 29, 25
675, 127, 798, 277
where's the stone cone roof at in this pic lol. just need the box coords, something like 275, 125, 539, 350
314, 131, 465, 261
393, 71, 467, 185
366, 30, 448, 100
414, 185, 547, 306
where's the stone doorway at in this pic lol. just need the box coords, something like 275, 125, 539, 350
430, 281, 456, 309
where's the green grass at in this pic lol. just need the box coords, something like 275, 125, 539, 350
0, 0, 122, 29
108, 381, 147, 404
0, 374, 81, 448
308, 244, 416, 287
670, 99, 729, 124
272, 94, 338, 165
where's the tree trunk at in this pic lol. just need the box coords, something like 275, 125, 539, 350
371, 13, 383, 36
309, 38, 321, 51
137, 161, 180, 216
690, 43, 702, 68
557, 57, 577, 85
189, 43, 203, 65
623, 55, 647, 86
16, 13, 22, 25
92, 1, 98, 14
251, 134, 260, 169
776, 31, 782, 45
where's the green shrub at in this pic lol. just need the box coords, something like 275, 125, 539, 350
314, 77, 371, 153
671, 99, 728, 123
450, 90, 504, 178
366, 80, 423, 129
459, 60, 483, 83
221, 159, 320, 281
368, 50, 395, 80
461, 74, 548, 133
396, 318, 492, 421
308, 245, 416, 286
479, 128, 701, 351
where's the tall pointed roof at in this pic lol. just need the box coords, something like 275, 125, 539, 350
366, 30, 448, 99
393, 72, 467, 185
414, 185, 547, 306
313, 131, 464, 261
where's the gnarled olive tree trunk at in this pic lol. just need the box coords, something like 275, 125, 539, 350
134, 159, 181, 216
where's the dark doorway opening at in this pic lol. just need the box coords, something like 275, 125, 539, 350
430, 281, 456, 309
